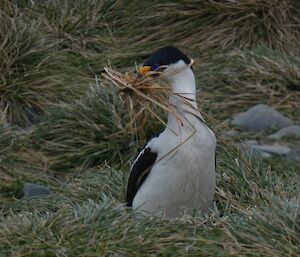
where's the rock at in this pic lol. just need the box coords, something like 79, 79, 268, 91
237, 141, 291, 157
222, 130, 240, 138
251, 144, 291, 156
268, 125, 300, 139
231, 104, 293, 132
285, 147, 300, 161
23, 183, 51, 199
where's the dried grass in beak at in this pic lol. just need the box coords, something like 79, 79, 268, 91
102, 67, 171, 131
102, 59, 197, 134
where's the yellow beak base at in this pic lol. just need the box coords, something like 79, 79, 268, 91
138, 66, 151, 75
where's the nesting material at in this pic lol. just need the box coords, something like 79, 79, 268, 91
103, 60, 196, 131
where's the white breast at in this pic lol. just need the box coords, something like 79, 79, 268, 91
132, 115, 216, 218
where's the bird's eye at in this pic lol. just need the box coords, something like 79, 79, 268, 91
151, 63, 160, 71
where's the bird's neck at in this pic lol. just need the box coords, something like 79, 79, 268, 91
166, 68, 202, 133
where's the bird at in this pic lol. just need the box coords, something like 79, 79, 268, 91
126, 46, 216, 218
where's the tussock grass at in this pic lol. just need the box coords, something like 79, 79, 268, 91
28, 84, 161, 173
27, 0, 117, 54
0, 115, 19, 179
3, 167, 125, 214
1, 197, 226, 256
229, 197, 300, 256
0, 110, 27, 202
117, 0, 300, 53
0, 3, 88, 127
0, 151, 298, 256
0, 109, 49, 204
215, 144, 299, 212
198, 46, 300, 121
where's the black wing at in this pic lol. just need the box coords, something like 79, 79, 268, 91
126, 147, 157, 207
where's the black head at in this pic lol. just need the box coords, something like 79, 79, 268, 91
145, 46, 191, 67
139, 46, 192, 75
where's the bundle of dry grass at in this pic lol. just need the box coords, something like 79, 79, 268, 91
103, 60, 197, 133
103, 67, 169, 128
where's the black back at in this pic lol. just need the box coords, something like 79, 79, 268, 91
143, 46, 191, 68
126, 148, 157, 207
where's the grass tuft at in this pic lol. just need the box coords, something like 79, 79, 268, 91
27, 0, 118, 54
0, 155, 298, 256
117, 0, 300, 53
28, 84, 148, 173
0, 2, 88, 126
198, 46, 300, 121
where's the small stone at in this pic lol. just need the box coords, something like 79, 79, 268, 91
23, 183, 51, 199
231, 104, 294, 132
268, 125, 300, 139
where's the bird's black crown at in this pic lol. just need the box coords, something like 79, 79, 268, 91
143, 46, 191, 69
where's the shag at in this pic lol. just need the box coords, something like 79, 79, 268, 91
126, 46, 216, 218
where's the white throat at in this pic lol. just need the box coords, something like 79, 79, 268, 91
166, 67, 202, 132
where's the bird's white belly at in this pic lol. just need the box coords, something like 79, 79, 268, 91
132, 123, 216, 218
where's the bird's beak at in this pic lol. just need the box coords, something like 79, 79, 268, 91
138, 65, 151, 75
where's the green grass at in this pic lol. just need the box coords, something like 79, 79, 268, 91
28, 85, 139, 173
1, 150, 298, 256
29, 0, 116, 53
0, 0, 299, 256
0, 2, 89, 127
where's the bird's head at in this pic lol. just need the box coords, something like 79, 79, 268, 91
138, 46, 193, 79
